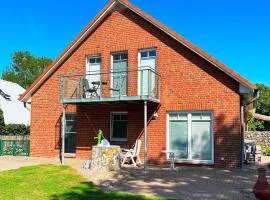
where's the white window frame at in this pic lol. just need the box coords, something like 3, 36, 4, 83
65, 113, 77, 135
65, 113, 77, 154
86, 55, 101, 74
166, 111, 214, 164
138, 48, 157, 96
110, 111, 128, 141
110, 52, 128, 97
85, 55, 102, 97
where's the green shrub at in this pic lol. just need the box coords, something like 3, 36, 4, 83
0, 109, 5, 132
0, 108, 30, 136
1, 124, 30, 136
263, 146, 270, 156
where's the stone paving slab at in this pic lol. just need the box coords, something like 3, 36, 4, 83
94, 165, 260, 200
0, 156, 269, 200
0, 156, 60, 171
0, 156, 38, 171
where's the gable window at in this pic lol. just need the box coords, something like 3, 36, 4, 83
141, 50, 156, 58
110, 112, 128, 141
167, 111, 213, 163
138, 49, 157, 96
86, 56, 101, 95
86, 56, 101, 74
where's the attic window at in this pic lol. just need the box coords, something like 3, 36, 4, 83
89, 57, 101, 64
141, 50, 156, 58
113, 53, 127, 61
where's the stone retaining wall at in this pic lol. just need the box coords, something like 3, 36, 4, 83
90, 145, 121, 172
245, 131, 270, 146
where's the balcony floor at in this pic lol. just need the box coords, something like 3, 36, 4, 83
62, 95, 160, 105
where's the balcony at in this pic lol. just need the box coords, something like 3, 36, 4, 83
59, 67, 160, 104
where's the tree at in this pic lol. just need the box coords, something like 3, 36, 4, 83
0, 109, 5, 134
1, 51, 52, 89
247, 83, 270, 131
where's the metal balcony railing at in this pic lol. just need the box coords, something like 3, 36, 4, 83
59, 67, 160, 104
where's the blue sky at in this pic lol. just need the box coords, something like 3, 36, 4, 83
0, 0, 269, 86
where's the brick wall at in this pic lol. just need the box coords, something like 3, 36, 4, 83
30, 5, 241, 167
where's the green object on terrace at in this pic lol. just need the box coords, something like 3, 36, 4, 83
97, 129, 103, 145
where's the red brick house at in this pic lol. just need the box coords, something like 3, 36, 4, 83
19, 0, 255, 168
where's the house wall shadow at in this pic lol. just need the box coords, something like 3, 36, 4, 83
74, 102, 159, 157
50, 165, 258, 200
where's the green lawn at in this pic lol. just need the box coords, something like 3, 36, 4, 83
0, 164, 175, 200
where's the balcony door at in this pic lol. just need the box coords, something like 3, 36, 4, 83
111, 52, 128, 97
86, 56, 101, 96
139, 49, 157, 96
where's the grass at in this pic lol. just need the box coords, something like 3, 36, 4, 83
0, 164, 176, 200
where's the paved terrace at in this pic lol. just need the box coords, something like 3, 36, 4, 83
1, 156, 270, 200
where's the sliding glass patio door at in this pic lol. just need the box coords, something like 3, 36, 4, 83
169, 113, 188, 159
167, 112, 213, 163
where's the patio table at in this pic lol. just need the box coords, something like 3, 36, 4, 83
161, 150, 175, 170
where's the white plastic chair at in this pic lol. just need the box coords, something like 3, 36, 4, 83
121, 139, 142, 167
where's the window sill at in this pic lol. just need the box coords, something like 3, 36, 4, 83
110, 138, 128, 142
171, 159, 214, 165
64, 153, 76, 158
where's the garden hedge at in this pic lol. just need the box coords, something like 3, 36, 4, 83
0, 109, 30, 136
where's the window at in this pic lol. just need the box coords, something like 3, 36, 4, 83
86, 56, 101, 95
87, 56, 101, 74
141, 50, 156, 58
139, 49, 157, 96
65, 114, 77, 154
167, 111, 213, 163
89, 57, 101, 64
113, 53, 127, 61
110, 112, 128, 141
169, 113, 188, 159
191, 113, 212, 161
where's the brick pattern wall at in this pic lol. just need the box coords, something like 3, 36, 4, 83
30, 5, 241, 168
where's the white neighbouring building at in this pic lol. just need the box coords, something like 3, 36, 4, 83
0, 79, 30, 125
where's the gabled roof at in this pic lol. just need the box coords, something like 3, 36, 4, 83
0, 79, 30, 125
19, 0, 255, 102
